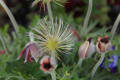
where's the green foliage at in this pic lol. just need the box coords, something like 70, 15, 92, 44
0, 0, 120, 80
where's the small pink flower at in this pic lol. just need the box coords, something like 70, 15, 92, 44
71, 29, 81, 41
40, 56, 56, 73
17, 43, 42, 63
96, 36, 113, 53
0, 50, 6, 56
78, 38, 95, 59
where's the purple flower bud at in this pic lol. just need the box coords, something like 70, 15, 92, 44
96, 36, 113, 54
78, 38, 95, 59
17, 42, 42, 63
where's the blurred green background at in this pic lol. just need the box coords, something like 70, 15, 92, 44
0, 0, 120, 80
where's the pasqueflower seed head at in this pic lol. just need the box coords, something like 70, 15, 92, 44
32, 18, 74, 57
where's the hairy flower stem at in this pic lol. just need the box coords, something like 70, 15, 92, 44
70, 59, 83, 78
78, 58, 83, 67
47, 2, 53, 22
91, 53, 105, 79
29, 32, 34, 42
0, 32, 10, 54
50, 52, 56, 80
111, 14, 120, 41
0, 0, 19, 35
50, 70, 56, 80
82, 0, 93, 36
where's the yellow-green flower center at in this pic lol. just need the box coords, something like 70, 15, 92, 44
46, 38, 60, 51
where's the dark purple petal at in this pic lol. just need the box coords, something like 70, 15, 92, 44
100, 54, 119, 73
110, 66, 118, 73
100, 59, 107, 69
112, 46, 116, 50
109, 55, 118, 68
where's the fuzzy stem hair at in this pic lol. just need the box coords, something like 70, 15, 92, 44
83, 0, 93, 36
50, 70, 56, 80
111, 14, 120, 41
0, 0, 19, 35
47, 2, 53, 22
78, 58, 83, 67
91, 53, 105, 79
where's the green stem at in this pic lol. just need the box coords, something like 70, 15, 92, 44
50, 52, 57, 80
70, 59, 83, 78
91, 53, 105, 79
83, 0, 93, 36
0, 0, 19, 35
78, 58, 83, 67
111, 14, 120, 41
0, 32, 10, 54
50, 71, 56, 80
47, 2, 53, 22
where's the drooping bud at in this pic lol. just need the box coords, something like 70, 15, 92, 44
78, 38, 95, 59
40, 56, 56, 73
96, 36, 114, 54
17, 43, 42, 63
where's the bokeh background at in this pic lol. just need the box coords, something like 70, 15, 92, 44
0, 0, 120, 80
